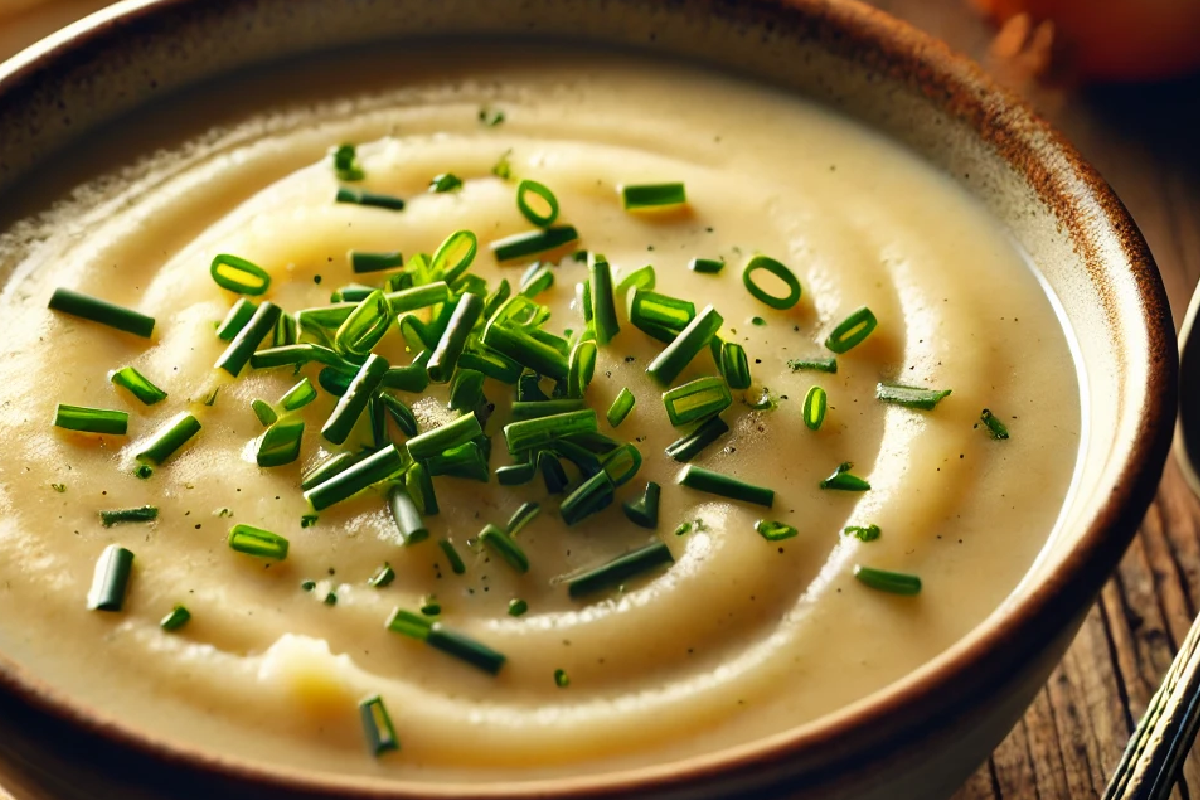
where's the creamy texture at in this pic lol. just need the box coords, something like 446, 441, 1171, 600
0, 48, 1080, 781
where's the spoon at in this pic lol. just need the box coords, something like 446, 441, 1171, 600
1103, 285, 1200, 799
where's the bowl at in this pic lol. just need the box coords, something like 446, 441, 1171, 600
0, 1, 1176, 798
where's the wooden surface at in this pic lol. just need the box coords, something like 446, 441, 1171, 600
871, 2, 1200, 798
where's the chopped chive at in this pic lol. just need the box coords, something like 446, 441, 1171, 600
301, 451, 359, 491
426, 624, 506, 674
458, 348, 521, 384
431, 230, 479, 286
517, 370, 549, 402
378, 392, 418, 437
406, 412, 482, 461
335, 187, 405, 211
331, 143, 364, 181
350, 251, 403, 274
406, 462, 439, 515
300, 514, 319, 528
554, 669, 570, 688
646, 305, 723, 386
628, 288, 694, 343
428, 293, 484, 383
216, 301, 281, 376
210, 253, 270, 296
589, 253, 620, 346
251, 398, 277, 427
297, 303, 357, 331
369, 563, 396, 588
825, 306, 877, 354
322, 354, 390, 445
359, 695, 400, 756
788, 357, 837, 374
560, 470, 615, 525
330, 284, 376, 304
482, 321, 569, 381
249, 344, 333, 371
567, 541, 673, 598
853, 565, 921, 595
301, 580, 317, 592
491, 225, 579, 262
567, 340, 597, 399
615, 265, 656, 295
503, 409, 597, 454
756, 520, 798, 541
280, 378, 317, 412
483, 278, 512, 319
620, 182, 686, 211
420, 595, 442, 616
336, 290, 394, 357
496, 460, 537, 486
430, 173, 463, 193
665, 414, 729, 462
318, 366, 353, 397
228, 524, 289, 560
272, 312, 296, 347
719, 343, 752, 390
385, 483, 428, 546
518, 264, 554, 298
549, 439, 602, 476
99, 505, 158, 527
490, 149, 514, 180
479, 523, 529, 573
382, 361, 432, 395
507, 501, 540, 536
87, 545, 134, 611
677, 464, 774, 507
820, 462, 870, 491
675, 521, 693, 537
54, 404, 128, 435
385, 282, 452, 315
478, 105, 505, 126
742, 255, 801, 310
425, 441, 489, 481
803, 386, 827, 430
689, 257, 724, 274
662, 377, 732, 426
980, 408, 1010, 439
607, 388, 635, 428
516, 179, 559, 227
136, 413, 201, 465
217, 298, 257, 341
876, 383, 952, 410
622, 480, 661, 529
539, 451, 570, 494
160, 605, 191, 631
108, 366, 167, 406
48, 288, 155, 338
438, 538, 466, 574
508, 598, 528, 617
134, 464, 154, 479
845, 524, 881, 542
257, 419, 304, 467
304, 444, 406, 511
387, 607, 433, 639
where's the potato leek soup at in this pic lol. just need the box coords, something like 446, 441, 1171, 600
0, 47, 1080, 780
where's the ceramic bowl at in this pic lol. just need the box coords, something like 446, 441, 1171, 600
0, 1, 1176, 798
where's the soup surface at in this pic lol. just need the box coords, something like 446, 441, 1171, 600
0, 46, 1080, 781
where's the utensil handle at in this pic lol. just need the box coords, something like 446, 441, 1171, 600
1103, 610, 1200, 799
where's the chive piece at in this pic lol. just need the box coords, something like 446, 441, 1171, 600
426, 624, 506, 675
428, 293, 484, 383
478, 105, 505, 126
554, 669, 570, 688
662, 377, 732, 426
87, 545, 134, 611
300, 514, 319, 528
589, 253, 620, 346
503, 409, 597, 454
48, 288, 155, 338
506, 501, 540, 535
853, 565, 922, 596
369, 563, 396, 588
720, 343, 751, 390
426, 442, 488, 482
318, 366, 352, 397
560, 470, 615, 525
646, 305, 723, 386
359, 695, 400, 756
387, 484, 428, 546
54, 404, 128, 435
251, 398, 277, 427
438, 538, 466, 574
336, 290, 394, 357
331, 143, 365, 181
407, 413, 482, 461
537, 452, 569, 494
134, 464, 154, 479
677, 465, 774, 507
385, 282, 452, 315
382, 359, 431, 393
756, 520, 798, 541
228, 524, 289, 560
406, 462, 439, 515
567, 541, 673, 598
622, 480, 661, 529
803, 386, 828, 430
481, 323, 569, 382
160, 605, 191, 632
788, 357, 837, 374
107, 366, 167, 406
216, 301, 281, 376
517, 371, 548, 402
216, 298, 257, 341
297, 303, 356, 331
210, 254, 271, 296
136, 413, 201, 465
491, 149, 513, 179
387, 607, 433, 639
99, 506, 158, 527
516, 179, 560, 227
371, 392, 415, 439
280, 378, 317, 412
825, 307, 877, 354
980, 408, 1010, 440
321, 354, 390, 445
615, 266, 656, 297
620, 182, 686, 211
516, 264, 552, 299
301, 452, 358, 491
600, 442, 642, 487
305, 444, 406, 511
876, 383, 952, 410
689, 257, 724, 274
257, 419, 304, 467
350, 251, 403, 274
272, 312, 296, 347
429, 230, 477, 287
419, 595, 442, 617
742, 255, 802, 310
606, 388, 635, 428
430, 173, 463, 193
567, 340, 597, 399
250, 344, 328, 370
820, 462, 871, 491
508, 598, 528, 617
335, 187, 405, 211
627, 288, 694, 343
549, 439, 602, 476
479, 523, 529, 573
329, 284, 375, 304
665, 414, 729, 462
751, 316, 766, 327
496, 461, 538, 486
458, 348, 521, 384
845, 524, 882, 542
483, 278, 512, 320
490, 225, 579, 262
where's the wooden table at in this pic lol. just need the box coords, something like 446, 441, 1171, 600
870, 2, 1200, 798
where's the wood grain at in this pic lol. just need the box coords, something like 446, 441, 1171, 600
869, 2, 1200, 797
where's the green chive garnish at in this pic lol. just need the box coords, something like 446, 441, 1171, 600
567, 541, 674, 598
217, 298, 257, 341
385, 282, 451, 315
458, 347, 521, 384
787, 357, 837, 374
300, 514, 319, 528
518, 264, 554, 298
622, 480, 661, 529
438, 538, 466, 574
359, 695, 400, 756
720, 343, 751, 390
803, 386, 827, 430
407, 412, 482, 461
216, 301, 281, 376
304, 444, 405, 511
257, 419, 304, 467
335, 187, 405, 211
420, 595, 441, 616
620, 182, 686, 211
382, 360, 432, 395
425, 441, 488, 481
321, 354, 389, 445
160, 605, 191, 631
506, 501, 540, 536
490, 225, 579, 262
589, 253, 620, 346
99, 506, 158, 527
318, 366, 352, 397
109, 366, 167, 406
628, 288, 694, 343
689, 257, 724, 274
508, 598, 528, 617
503, 409, 597, 454
369, 563, 395, 588
554, 669, 570, 688
210, 253, 271, 296
134, 464, 154, 479
646, 305, 722, 386
49, 288, 155, 338
481, 321, 570, 382
615, 265, 656, 294
387, 607, 433, 639
329, 284, 376, 304
853, 565, 921, 595
491, 149, 513, 179
301, 451, 359, 491
607, 388, 635, 428
742, 255, 801, 310
279, 378, 317, 412
136, 413, 201, 465
820, 462, 870, 491
272, 312, 296, 347
427, 293, 484, 383
496, 460, 537, 486
980, 408, 1010, 439
336, 290, 393, 357
755, 520, 797, 541
876, 383, 952, 410
516, 179, 559, 227
350, 251, 403, 274
825, 306, 877, 354
430, 173, 463, 193
478, 105, 505, 126
251, 398, 277, 427
662, 377, 732, 426
54, 404, 128, 435
426, 624, 506, 675
406, 462, 439, 515
378, 392, 418, 437
331, 143, 365, 181
539, 451, 569, 494
560, 471, 615, 525
845, 524, 881, 542
665, 415, 729, 462
567, 340, 597, 399
677, 464, 774, 507
87, 545, 134, 612
479, 523, 529, 574
249, 343, 341, 371
228, 524, 289, 560
431, 230, 478, 286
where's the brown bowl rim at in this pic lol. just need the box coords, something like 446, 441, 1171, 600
0, 0, 1177, 797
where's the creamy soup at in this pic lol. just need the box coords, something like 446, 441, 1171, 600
0, 46, 1080, 781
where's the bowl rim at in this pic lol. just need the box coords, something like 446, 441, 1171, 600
0, 0, 1178, 796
